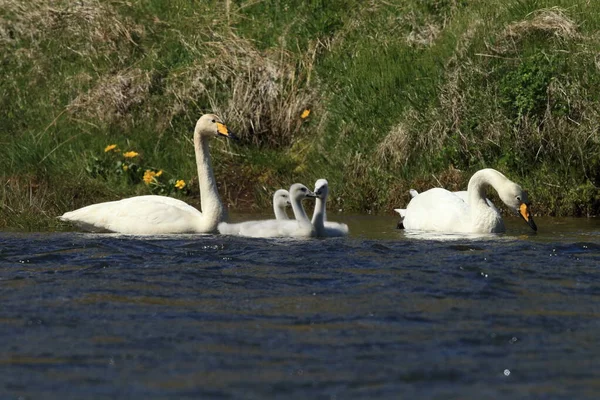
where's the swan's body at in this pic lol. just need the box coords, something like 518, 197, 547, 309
394, 189, 499, 219
60, 114, 235, 234
400, 169, 536, 233
311, 179, 349, 237
218, 184, 316, 238
273, 189, 291, 220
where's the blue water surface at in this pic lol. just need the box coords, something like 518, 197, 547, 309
0, 216, 599, 399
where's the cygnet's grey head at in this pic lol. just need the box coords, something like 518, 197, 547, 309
195, 114, 237, 139
498, 183, 537, 231
314, 179, 329, 199
289, 183, 317, 200
273, 189, 291, 208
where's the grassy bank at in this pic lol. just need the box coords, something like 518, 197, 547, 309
1, 0, 599, 230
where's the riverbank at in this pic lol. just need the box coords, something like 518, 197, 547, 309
1, 0, 599, 230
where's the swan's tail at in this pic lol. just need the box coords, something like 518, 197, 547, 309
393, 189, 418, 229
393, 209, 406, 229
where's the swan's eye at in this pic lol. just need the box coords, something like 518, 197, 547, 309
211, 119, 216, 123
516, 196, 521, 202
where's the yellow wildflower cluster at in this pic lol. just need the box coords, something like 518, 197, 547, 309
143, 169, 163, 185
101, 143, 187, 194
300, 109, 310, 119
123, 151, 139, 158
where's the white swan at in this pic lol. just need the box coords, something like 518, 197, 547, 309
394, 189, 500, 227
400, 168, 537, 233
273, 189, 291, 220
311, 179, 349, 237
59, 114, 236, 234
218, 183, 316, 238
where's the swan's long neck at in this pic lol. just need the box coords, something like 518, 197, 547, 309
291, 196, 310, 223
311, 197, 326, 232
274, 202, 289, 220
467, 169, 507, 208
467, 169, 507, 205
195, 133, 224, 230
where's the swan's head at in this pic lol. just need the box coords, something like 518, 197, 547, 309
195, 114, 237, 140
273, 189, 291, 208
314, 179, 329, 199
499, 183, 537, 231
289, 183, 317, 201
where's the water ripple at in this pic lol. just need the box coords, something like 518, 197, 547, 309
0, 218, 599, 399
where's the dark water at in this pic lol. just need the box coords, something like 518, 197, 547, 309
1, 216, 599, 399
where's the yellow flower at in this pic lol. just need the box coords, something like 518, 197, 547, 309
300, 109, 310, 119
175, 180, 186, 190
143, 170, 156, 185
123, 151, 139, 158
104, 144, 118, 152
155, 170, 163, 177
122, 164, 129, 171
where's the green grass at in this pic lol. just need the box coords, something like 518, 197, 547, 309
1, 0, 599, 230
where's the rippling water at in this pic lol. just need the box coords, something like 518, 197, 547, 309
1, 216, 599, 399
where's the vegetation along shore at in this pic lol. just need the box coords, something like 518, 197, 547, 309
1, 0, 599, 230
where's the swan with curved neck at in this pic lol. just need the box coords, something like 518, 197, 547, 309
273, 189, 291, 220
59, 114, 235, 234
311, 179, 349, 237
394, 189, 499, 229
218, 183, 316, 238
401, 168, 537, 233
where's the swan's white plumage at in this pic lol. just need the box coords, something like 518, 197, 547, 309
394, 189, 499, 218
311, 179, 349, 237
273, 189, 291, 220
59, 195, 204, 234
218, 183, 316, 238
400, 169, 536, 233
59, 114, 235, 234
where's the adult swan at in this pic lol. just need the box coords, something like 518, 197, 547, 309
401, 168, 537, 234
59, 114, 236, 234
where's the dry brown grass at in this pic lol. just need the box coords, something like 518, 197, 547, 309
406, 22, 441, 47
375, 118, 413, 167
0, 0, 143, 55
493, 7, 578, 53
504, 7, 578, 39
67, 68, 152, 126
163, 31, 319, 148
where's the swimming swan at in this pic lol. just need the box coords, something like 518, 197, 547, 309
59, 114, 236, 234
311, 179, 349, 237
218, 183, 316, 238
273, 189, 291, 220
400, 168, 537, 233
394, 189, 499, 228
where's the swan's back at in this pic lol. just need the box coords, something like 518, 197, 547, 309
403, 188, 504, 233
451, 191, 500, 214
218, 219, 314, 238
321, 221, 349, 237
60, 195, 205, 234
402, 188, 472, 232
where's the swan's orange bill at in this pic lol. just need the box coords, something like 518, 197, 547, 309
519, 203, 538, 232
216, 123, 229, 136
